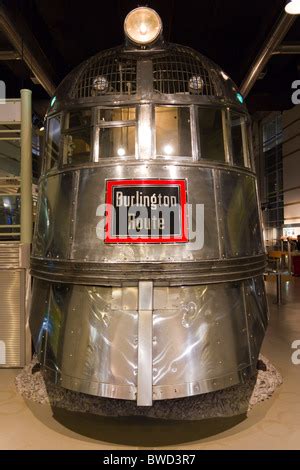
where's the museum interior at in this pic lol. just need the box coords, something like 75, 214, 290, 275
0, 0, 300, 452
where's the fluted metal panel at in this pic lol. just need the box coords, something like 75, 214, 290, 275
0, 270, 24, 367
0, 243, 19, 269
31, 278, 266, 400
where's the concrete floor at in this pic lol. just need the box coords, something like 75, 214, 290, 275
0, 277, 299, 450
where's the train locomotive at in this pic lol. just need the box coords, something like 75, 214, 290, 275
30, 7, 268, 406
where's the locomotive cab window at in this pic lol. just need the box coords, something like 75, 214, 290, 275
46, 115, 61, 171
230, 112, 250, 168
155, 106, 192, 158
96, 107, 136, 159
62, 110, 92, 165
197, 108, 226, 162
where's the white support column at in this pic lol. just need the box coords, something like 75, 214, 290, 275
20, 89, 32, 245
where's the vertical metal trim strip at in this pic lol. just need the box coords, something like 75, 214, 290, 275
137, 281, 153, 406
213, 169, 223, 259
242, 280, 252, 365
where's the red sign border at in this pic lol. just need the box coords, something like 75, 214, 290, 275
105, 179, 188, 244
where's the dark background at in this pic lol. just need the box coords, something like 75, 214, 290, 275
0, 0, 299, 115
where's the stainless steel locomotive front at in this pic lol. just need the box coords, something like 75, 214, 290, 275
30, 7, 268, 406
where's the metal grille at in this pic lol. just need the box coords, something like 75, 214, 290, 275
72, 47, 137, 99
0, 269, 24, 367
153, 45, 219, 96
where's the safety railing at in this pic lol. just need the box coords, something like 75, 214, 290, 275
0, 177, 21, 239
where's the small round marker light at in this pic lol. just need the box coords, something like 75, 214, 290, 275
50, 96, 57, 107
189, 75, 204, 92
124, 7, 162, 45
93, 76, 109, 93
236, 92, 244, 104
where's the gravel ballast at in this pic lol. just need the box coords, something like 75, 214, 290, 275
15, 355, 282, 420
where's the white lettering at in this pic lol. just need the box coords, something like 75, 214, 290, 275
292, 80, 300, 105
291, 340, 300, 365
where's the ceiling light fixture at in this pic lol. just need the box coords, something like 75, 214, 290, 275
285, 0, 300, 14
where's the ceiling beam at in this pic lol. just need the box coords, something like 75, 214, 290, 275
240, 11, 296, 98
273, 43, 300, 55
0, 6, 56, 96
0, 50, 20, 60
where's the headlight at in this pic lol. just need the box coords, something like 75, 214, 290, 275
189, 76, 204, 92
124, 7, 162, 45
93, 76, 109, 93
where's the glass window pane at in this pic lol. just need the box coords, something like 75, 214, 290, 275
63, 128, 91, 165
99, 108, 136, 123
67, 109, 92, 129
155, 107, 192, 157
99, 126, 136, 158
197, 108, 225, 162
0, 195, 20, 240
231, 113, 245, 167
46, 115, 61, 169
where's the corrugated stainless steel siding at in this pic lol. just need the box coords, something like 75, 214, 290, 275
0, 243, 20, 269
0, 270, 24, 367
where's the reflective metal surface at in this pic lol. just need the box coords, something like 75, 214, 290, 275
137, 281, 153, 406
31, 278, 267, 400
30, 12, 268, 403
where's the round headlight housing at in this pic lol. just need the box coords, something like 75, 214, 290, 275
124, 7, 162, 45
93, 76, 109, 93
189, 75, 204, 92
